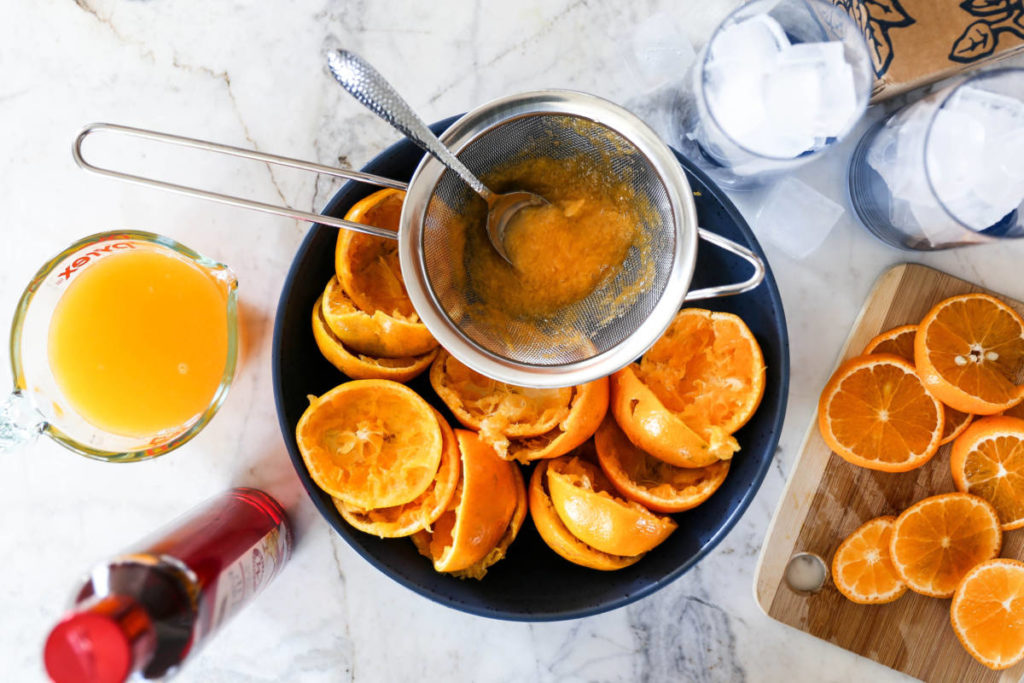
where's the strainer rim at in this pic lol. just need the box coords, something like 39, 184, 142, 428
399, 89, 698, 387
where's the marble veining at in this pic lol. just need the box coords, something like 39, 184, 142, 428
4, 0, 1024, 681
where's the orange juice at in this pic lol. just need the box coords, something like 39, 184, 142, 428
48, 247, 230, 437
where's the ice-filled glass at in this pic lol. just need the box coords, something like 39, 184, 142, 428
681, 0, 873, 188
849, 68, 1024, 250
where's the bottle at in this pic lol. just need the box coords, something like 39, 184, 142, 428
44, 487, 292, 682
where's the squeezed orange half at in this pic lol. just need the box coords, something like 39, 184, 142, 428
47, 248, 230, 438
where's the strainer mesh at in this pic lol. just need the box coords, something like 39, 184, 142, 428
421, 114, 675, 367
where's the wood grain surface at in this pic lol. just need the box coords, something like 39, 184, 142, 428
755, 264, 1024, 683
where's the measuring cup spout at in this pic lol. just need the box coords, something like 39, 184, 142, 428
0, 392, 45, 454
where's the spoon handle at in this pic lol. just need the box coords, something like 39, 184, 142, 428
326, 49, 492, 201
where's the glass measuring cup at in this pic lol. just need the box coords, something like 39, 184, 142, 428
1, 231, 239, 462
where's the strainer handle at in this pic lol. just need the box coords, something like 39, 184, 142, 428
326, 50, 494, 202
72, 122, 407, 240
684, 229, 766, 301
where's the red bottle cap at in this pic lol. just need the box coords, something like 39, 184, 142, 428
44, 595, 156, 683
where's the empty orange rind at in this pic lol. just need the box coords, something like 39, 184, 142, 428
312, 294, 437, 383
321, 276, 436, 358
594, 415, 729, 513
334, 408, 460, 538
430, 350, 576, 454
528, 454, 643, 572
296, 379, 443, 510
335, 188, 413, 318
411, 429, 519, 574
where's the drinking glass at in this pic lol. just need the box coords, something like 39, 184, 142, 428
0, 231, 239, 461
849, 68, 1024, 250
681, 0, 874, 188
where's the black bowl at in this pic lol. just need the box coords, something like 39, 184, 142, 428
272, 117, 789, 621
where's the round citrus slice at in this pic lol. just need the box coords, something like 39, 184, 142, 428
951, 415, 1024, 530
312, 294, 437, 383
863, 324, 918, 359
831, 516, 906, 605
636, 308, 766, 433
889, 492, 1002, 598
321, 276, 436, 358
295, 379, 443, 509
413, 430, 519, 573
915, 293, 1024, 415
594, 415, 729, 513
818, 354, 945, 472
951, 558, 1024, 671
335, 188, 413, 318
546, 453, 676, 557
334, 409, 460, 538
864, 324, 974, 445
528, 456, 643, 571
430, 350, 573, 450
504, 377, 609, 463
611, 364, 738, 468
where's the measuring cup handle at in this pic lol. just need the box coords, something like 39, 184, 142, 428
72, 123, 407, 239
683, 228, 766, 301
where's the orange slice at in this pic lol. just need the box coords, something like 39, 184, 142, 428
951, 415, 1024, 530
412, 430, 519, 573
864, 324, 973, 444
915, 293, 1024, 415
430, 350, 574, 452
889, 492, 1002, 598
863, 324, 918, 358
594, 415, 729, 513
528, 455, 643, 571
504, 377, 609, 463
335, 188, 413, 318
312, 294, 437, 383
610, 364, 738, 468
545, 453, 676, 557
951, 559, 1024, 671
831, 516, 906, 605
334, 409, 460, 538
321, 276, 436, 358
818, 354, 945, 472
295, 380, 442, 510
636, 308, 766, 435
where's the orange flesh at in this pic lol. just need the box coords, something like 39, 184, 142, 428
890, 494, 1002, 597
953, 418, 1024, 530
952, 559, 1024, 670
48, 248, 228, 437
832, 517, 905, 604
826, 360, 941, 465
337, 190, 413, 317
919, 296, 1024, 406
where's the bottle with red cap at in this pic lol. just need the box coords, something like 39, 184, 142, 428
44, 487, 293, 682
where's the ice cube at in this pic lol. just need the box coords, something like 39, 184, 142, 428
708, 14, 789, 67
774, 41, 859, 140
754, 176, 845, 259
704, 60, 768, 142
628, 13, 696, 88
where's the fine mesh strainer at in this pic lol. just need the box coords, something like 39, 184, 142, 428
73, 96, 763, 389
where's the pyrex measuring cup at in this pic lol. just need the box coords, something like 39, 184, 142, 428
1, 231, 239, 461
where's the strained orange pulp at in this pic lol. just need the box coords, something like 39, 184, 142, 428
48, 247, 230, 437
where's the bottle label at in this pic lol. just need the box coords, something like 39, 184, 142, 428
201, 525, 290, 641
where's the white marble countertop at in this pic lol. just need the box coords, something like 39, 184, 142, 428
4, 2, 1024, 681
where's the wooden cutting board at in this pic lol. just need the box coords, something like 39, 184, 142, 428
755, 263, 1024, 682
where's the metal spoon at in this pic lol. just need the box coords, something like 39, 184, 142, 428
326, 49, 545, 264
